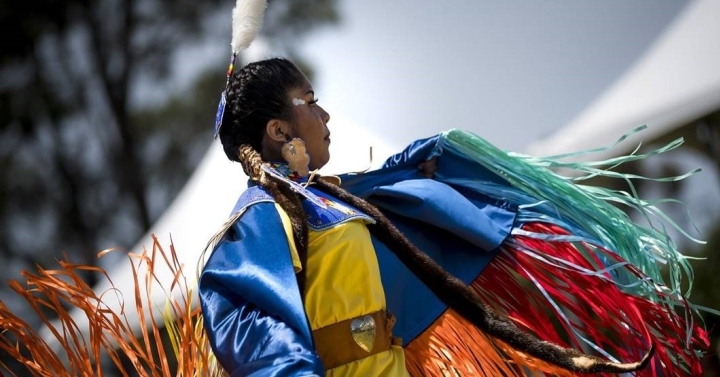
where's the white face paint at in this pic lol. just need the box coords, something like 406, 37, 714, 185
292, 98, 306, 106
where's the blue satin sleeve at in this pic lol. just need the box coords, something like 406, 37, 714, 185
199, 203, 323, 377
340, 135, 517, 343
381, 134, 440, 168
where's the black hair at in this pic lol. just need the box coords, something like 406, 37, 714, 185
219, 57, 310, 294
216, 57, 653, 374
219, 57, 306, 160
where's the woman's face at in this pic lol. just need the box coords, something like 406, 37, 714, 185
287, 77, 331, 170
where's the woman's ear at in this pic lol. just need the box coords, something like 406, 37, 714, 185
266, 119, 291, 143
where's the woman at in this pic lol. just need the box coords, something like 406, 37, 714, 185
200, 57, 408, 376
198, 55, 705, 376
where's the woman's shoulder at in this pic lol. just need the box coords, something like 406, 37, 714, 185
230, 183, 375, 231
231, 185, 276, 214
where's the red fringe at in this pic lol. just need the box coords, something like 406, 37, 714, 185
404, 222, 709, 376
474, 222, 709, 376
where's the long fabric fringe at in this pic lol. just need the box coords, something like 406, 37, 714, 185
404, 307, 577, 377
0, 236, 223, 377
3, 230, 706, 376
439, 128, 701, 303
404, 222, 709, 376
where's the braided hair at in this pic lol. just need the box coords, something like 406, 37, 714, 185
219, 58, 310, 294
217, 57, 653, 373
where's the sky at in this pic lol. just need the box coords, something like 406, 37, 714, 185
158, 0, 690, 152
297, 0, 689, 151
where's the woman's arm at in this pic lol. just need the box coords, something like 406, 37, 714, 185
381, 135, 440, 170
199, 203, 323, 377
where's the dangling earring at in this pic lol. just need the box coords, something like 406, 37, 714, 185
282, 137, 310, 177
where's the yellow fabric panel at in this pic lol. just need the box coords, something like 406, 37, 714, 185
274, 203, 302, 273
305, 220, 408, 377
304, 220, 384, 328
274, 204, 407, 376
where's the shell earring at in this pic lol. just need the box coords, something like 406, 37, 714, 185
282, 137, 310, 177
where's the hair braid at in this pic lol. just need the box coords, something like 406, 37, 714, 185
237, 144, 264, 180
312, 179, 654, 374
237, 145, 309, 296
217, 58, 311, 296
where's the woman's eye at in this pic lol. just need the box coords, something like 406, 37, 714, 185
308, 98, 319, 106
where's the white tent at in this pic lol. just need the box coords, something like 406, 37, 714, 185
526, 0, 720, 158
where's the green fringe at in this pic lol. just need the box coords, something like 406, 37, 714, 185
440, 127, 710, 315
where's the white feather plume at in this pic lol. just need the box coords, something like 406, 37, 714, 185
231, 0, 267, 53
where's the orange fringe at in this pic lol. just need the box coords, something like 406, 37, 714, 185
403, 308, 576, 377
0, 236, 223, 377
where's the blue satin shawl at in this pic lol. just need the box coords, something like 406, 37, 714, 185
199, 135, 516, 375
340, 135, 516, 342
200, 202, 324, 376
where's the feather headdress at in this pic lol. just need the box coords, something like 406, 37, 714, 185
231, 0, 267, 53
214, 0, 268, 138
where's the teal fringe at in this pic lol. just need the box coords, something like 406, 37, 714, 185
437, 128, 713, 316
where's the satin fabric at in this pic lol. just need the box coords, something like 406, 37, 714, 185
303, 220, 408, 376
339, 136, 516, 343
199, 203, 323, 376
303, 221, 385, 329
199, 135, 519, 375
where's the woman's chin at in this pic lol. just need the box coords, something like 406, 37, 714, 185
310, 154, 330, 171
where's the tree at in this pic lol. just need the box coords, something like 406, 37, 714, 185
0, 0, 338, 373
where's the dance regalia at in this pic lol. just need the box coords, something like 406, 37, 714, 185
347, 130, 709, 376
0, 129, 709, 376
200, 129, 708, 376
200, 163, 408, 376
